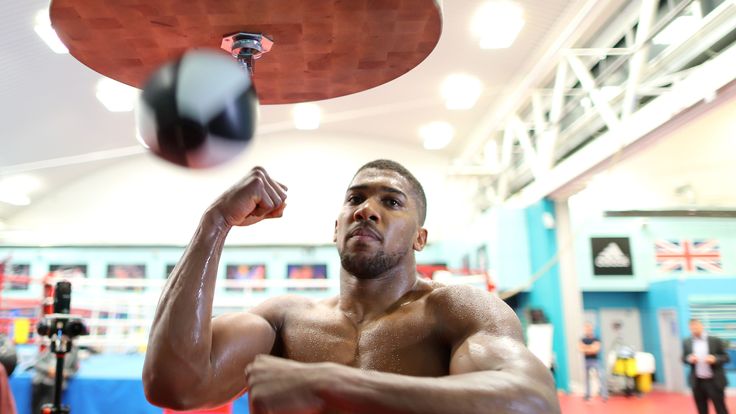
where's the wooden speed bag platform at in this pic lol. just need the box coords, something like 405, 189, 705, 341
50, 0, 443, 104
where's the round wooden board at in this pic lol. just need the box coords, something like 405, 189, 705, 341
50, 0, 443, 104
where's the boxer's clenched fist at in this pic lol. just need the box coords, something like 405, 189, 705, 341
211, 166, 288, 227
246, 355, 332, 414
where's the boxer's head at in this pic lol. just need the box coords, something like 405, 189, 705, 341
335, 160, 428, 279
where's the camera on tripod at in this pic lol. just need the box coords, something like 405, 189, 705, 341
35, 280, 89, 414
37, 281, 88, 341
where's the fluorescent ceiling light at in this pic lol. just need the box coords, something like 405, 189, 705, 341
96, 77, 139, 112
0, 193, 31, 207
441, 73, 483, 110
471, 1, 525, 49
34, 9, 68, 54
0, 175, 42, 206
420, 122, 454, 150
653, 15, 699, 45
292, 103, 322, 130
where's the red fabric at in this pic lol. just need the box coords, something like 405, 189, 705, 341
0, 364, 17, 414
163, 403, 232, 414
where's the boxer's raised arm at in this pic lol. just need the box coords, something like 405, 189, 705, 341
143, 167, 287, 409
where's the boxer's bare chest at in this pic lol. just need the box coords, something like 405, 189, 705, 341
275, 298, 450, 377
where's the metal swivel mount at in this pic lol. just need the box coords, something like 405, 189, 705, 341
221, 32, 274, 74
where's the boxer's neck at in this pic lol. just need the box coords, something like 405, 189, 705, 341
338, 264, 420, 325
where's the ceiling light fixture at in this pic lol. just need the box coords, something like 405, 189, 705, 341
292, 103, 322, 130
471, 1, 525, 49
34, 9, 69, 54
441, 73, 483, 110
96, 77, 139, 112
420, 121, 454, 150
0, 175, 42, 206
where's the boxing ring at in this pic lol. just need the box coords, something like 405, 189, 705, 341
8, 353, 204, 414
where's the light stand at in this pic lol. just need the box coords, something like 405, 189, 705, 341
36, 281, 88, 414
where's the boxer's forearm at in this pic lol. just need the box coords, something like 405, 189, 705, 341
143, 208, 230, 403
321, 366, 559, 414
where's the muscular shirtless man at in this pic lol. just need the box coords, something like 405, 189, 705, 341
143, 160, 560, 414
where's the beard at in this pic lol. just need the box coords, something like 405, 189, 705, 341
340, 247, 408, 279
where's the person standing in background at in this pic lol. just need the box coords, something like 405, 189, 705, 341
579, 322, 608, 401
683, 318, 730, 414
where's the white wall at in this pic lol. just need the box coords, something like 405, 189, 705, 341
3, 132, 476, 246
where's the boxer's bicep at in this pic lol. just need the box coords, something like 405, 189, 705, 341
446, 291, 554, 391
449, 330, 548, 379
211, 312, 276, 370
208, 312, 277, 403
446, 330, 559, 414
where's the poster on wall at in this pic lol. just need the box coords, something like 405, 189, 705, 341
590, 237, 633, 276
286, 264, 327, 291
49, 264, 88, 279
4, 263, 31, 290
106, 264, 146, 291
225, 264, 267, 292
655, 239, 722, 273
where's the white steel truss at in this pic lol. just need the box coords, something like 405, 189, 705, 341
454, 0, 736, 209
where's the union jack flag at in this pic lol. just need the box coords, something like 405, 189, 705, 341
655, 239, 722, 273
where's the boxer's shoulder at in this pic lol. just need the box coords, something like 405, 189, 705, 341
426, 284, 515, 336
426, 283, 494, 312
248, 294, 322, 327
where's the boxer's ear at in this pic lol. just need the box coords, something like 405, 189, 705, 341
413, 228, 427, 251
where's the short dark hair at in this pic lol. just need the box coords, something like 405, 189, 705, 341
352, 159, 427, 225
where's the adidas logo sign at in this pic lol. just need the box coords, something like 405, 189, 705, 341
595, 243, 631, 267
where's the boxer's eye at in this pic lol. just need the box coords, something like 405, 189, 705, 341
383, 198, 402, 208
346, 194, 364, 205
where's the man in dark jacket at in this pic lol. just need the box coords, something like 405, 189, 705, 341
682, 318, 730, 414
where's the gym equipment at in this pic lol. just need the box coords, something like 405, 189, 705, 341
135, 49, 258, 168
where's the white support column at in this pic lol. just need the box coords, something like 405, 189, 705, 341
497, 173, 510, 201
549, 62, 568, 125
510, 116, 541, 178
500, 123, 515, 169
566, 54, 621, 130
532, 92, 555, 172
622, 0, 659, 118
496, 124, 516, 200
537, 62, 569, 170
532, 91, 547, 136
554, 199, 586, 395
482, 137, 501, 172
